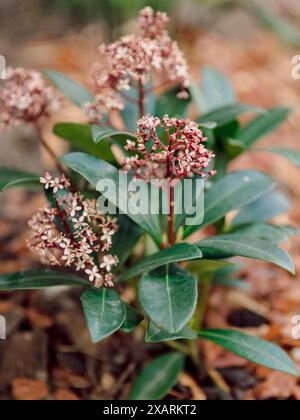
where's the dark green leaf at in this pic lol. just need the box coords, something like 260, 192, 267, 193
200, 67, 236, 113
199, 121, 217, 130
155, 86, 190, 118
197, 235, 295, 274
238, 107, 291, 147
0, 168, 40, 192
185, 170, 275, 238
232, 191, 290, 227
54, 123, 116, 160
278, 224, 300, 237
129, 352, 185, 400
0, 270, 89, 290
212, 263, 249, 290
81, 288, 125, 343
44, 70, 94, 107
121, 304, 144, 333
91, 125, 135, 144
229, 223, 289, 244
188, 259, 234, 278
145, 322, 196, 343
61, 152, 162, 244
197, 103, 264, 128
61, 152, 117, 185
120, 243, 202, 281
222, 137, 246, 159
139, 264, 198, 333
198, 329, 298, 376
111, 215, 142, 268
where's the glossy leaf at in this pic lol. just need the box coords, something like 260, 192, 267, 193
61, 152, 117, 185
121, 304, 144, 333
53, 123, 115, 160
232, 191, 290, 227
91, 126, 135, 144
229, 223, 289, 244
139, 264, 198, 333
61, 152, 162, 244
197, 235, 295, 274
145, 322, 196, 343
0, 168, 40, 192
198, 329, 298, 376
129, 352, 185, 400
120, 243, 202, 281
110, 215, 142, 268
44, 70, 94, 107
185, 170, 275, 237
197, 103, 264, 128
278, 224, 300, 237
81, 288, 125, 343
155, 86, 190, 118
200, 67, 236, 113
238, 107, 292, 147
0, 270, 89, 290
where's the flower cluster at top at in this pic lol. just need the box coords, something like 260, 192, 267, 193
85, 7, 189, 122
28, 173, 118, 288
124, 115, 216, 180
0, 67, 60, 129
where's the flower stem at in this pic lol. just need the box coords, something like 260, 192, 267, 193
168, 185, 175, 246
138, 79, 145, 118
35, 124, 65, 175
191, 274, 213, 332
165, 340, 190, 355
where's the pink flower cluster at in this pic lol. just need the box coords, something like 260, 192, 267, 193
28, 173, 118, 288
85, 7, 189, 122
0, 67, 60, 129
124, 115, 215, 180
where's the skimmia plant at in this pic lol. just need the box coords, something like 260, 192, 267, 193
1, 7, 300, 399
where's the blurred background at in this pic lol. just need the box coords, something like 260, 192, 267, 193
1, 0, 300, 401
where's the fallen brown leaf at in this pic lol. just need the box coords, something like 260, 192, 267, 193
12, 378, 49, 401
54, 388, 80, 401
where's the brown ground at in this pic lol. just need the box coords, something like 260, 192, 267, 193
1, 7, 300, 400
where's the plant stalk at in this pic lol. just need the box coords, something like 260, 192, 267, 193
35, 124, 65, 175
138, 79, 145, 118
168, 184, 175, 246
191, 274, 213, 331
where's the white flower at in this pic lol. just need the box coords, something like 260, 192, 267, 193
100, 255, 118, 272
85, 266, 102, 283
40, 172, 52, 189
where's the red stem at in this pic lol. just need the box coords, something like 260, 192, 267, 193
167, 150, 175, 246
138, 79, 145, 118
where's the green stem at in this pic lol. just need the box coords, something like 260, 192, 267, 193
165, 340, 190, 355
191, 274, 213, 332
188, 340, 201, 369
